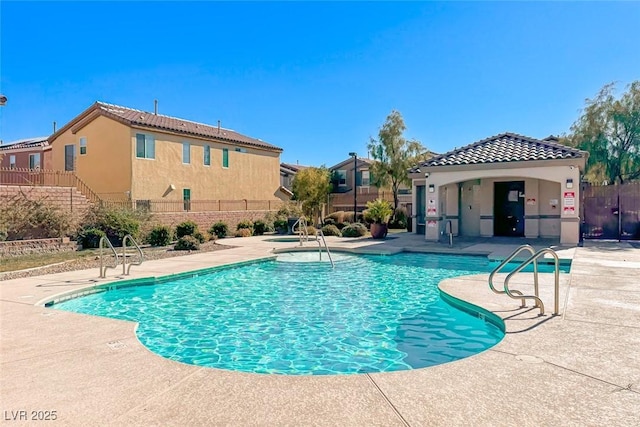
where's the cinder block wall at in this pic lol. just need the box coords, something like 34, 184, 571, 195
0, 185, 91, 218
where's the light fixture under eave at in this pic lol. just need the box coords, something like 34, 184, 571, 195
566, 178, 574, 189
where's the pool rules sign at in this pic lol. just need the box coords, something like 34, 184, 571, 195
563, 191, 575, 215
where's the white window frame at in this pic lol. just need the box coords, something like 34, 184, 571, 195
136, 133, 155, 159
182, 142, 191, 164
204, 144, 211, 166
9, 155, 16, 169
361, 170, 370, 187
29, 153, 41, 170
79, 137, 87, 155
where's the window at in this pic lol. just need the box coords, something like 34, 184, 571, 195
64, 145, 75, 171
235, 147, 247, 153
9, 155, 16, 169
183, 188, 191, 211
204, 145, 211, 166
336, 170, 347, 186
136, 133, 155, 159
79, 137, 87, 155
29, 153, 41, 170
222, 148, 229, 168
182, 142, 191, 164
361, 170, 370, 187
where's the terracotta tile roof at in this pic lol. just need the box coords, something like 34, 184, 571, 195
0, 136, 49, 151
411, 132, 586, 172
92, 102, 281, 152
280, 162, 309, 173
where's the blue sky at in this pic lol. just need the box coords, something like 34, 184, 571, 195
1, 1, 639, 167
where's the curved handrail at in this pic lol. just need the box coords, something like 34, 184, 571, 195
488, 245, 536, 302
99, 236, 119, 278
122, 234, 144, 275
316, 230, 334, 268
292, 217, 309, 246
504, 248, 560, 316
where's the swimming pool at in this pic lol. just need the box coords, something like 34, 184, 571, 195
53, 253, 563, 375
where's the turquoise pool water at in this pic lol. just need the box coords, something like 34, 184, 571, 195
54, 253, 566, 375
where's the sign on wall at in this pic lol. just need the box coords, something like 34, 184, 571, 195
563, 191, 575, 214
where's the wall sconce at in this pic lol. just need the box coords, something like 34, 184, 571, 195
428, 184, 435, 193
169, 184, 176, 190
425, 172, 430, 178
566, 178, 573, 189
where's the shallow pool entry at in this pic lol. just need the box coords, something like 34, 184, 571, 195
55, 253, 511, 375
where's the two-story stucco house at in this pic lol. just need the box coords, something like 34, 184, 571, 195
48, 102, 284, 206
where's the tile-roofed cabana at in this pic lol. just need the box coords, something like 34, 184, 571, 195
408, 132, 588, 245
410, 133, 585, 172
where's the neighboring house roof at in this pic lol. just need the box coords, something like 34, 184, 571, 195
410, 132, 586, 172
280, 163, 310, 176
280, 162, 309, 173
0, 136, 50, 151
329, 157, 374, 170
50, 101, 282, 152
277, 185, 294, 197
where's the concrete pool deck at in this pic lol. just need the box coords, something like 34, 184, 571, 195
1, 233, 639, 426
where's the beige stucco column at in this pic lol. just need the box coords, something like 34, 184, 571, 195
559, 165, 582, 245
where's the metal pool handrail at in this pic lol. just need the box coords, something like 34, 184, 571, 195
504, 248, 561, 316
122, 234, 144, 275
316, 230, 334, 268
292, 217, 309, 246
488, 244, 536, 304
99, 236, 119, 278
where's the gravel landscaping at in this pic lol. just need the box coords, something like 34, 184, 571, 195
0, 241, 232, 281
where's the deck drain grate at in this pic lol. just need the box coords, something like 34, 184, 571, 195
107, 341, 126, 350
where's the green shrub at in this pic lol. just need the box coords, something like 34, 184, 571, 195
176, 221, 198, 239
389, 208, 408, 229
321, 224, 341, 236
0, 228, 7, 242
341, 223, 367, 238
276, 202, 304, 219
236, 220, 254, 232
274, 219, 288, 234
193, 230, 207, 243
336, 221, 349, 230
209, 221, 228, 238
147, 225, 172, 246
323, 217, 335, 226
253, 219, 269, 235
81, 205, 146, 246
234, 228, 252, 237
174, 235, 200, 250
78, 228, 106, 249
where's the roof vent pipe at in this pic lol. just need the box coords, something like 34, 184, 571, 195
53, 121, 57, 133
217, 120, 221, 134
154, 99, 158, 115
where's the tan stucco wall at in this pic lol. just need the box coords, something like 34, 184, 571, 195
130, 129, 281, 201
412, 161, 583, 244
51, 116, 132, 198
